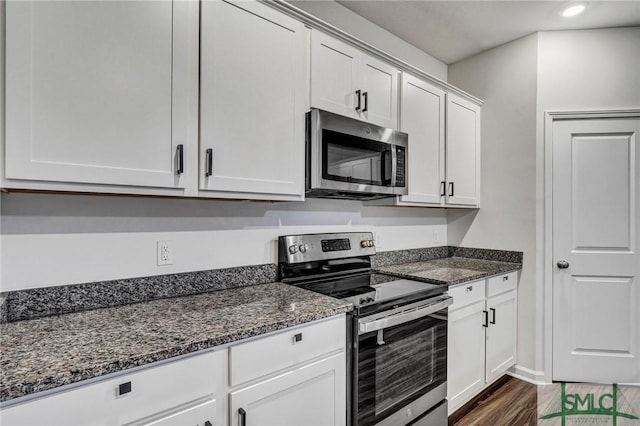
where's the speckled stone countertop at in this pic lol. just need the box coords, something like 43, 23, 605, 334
374, 257, 521, 286
0, 283, 351, 403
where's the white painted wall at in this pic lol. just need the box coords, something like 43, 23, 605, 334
448, 26, 640, 383
448, 34, 539, 376
287, 0, 447, 80
0, 193, 447, 291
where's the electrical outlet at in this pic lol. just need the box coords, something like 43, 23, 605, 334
433, 230, 440, 243
157, 241, 173, 266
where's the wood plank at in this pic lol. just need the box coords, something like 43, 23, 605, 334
450, 376, 537, 426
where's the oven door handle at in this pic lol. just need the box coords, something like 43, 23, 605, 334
358, 296, 453, 335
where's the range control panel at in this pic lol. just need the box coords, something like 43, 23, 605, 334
278, 232, 376, 264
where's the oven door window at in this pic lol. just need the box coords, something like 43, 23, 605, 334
357, 315, 446, 425
322, 129, 392, 186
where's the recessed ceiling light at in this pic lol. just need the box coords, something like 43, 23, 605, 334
562, 3, 586, 17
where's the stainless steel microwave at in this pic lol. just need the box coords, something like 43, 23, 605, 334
305, 109, 408, 200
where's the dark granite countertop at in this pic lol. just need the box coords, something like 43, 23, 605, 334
374, 257, 521, 286
0, 283, 351, 403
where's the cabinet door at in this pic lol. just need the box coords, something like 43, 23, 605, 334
360, 54, 399, 129
4, 1, 189, 189
310, 31, 360, 119
399, 74, 445, 204
445, 93, 481, 206
485, 290, 517, 383
230, 353, 346, 426
200, 1, 307, 198
447, 300, 486, 414
135, 399, 216, 426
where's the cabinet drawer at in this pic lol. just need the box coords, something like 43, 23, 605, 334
447, 279, 485, 311
486, 272, 518, 297
229, 316, 345, 387
1, 350, 224, 426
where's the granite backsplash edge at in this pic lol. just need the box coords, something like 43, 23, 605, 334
1, 245, 522, 323
1, 264, 277, 323
371, 245, 523, 267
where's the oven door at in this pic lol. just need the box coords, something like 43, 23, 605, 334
355, 296, 451, 426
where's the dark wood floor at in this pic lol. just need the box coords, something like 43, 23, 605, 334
450, 376, 538, 426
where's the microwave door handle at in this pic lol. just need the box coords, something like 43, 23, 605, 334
390, 147, 397, 187
358, 296, 453, 334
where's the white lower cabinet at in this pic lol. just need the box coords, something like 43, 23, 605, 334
447, 272, 518, 414
0, 315, 347, 426
229, 315, 347, 426
0, 350, 227, 426
230, 354, 345, 426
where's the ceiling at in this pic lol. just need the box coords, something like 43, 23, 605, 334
335, 1, 640, 64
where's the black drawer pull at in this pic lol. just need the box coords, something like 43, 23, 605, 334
440, 181, 446, 197
449, 181, 455, 197
362, 91, 368, 112
117, 381, 131, 396
355, 90, 362, 111
293, 333, 303, 343
482, 310, 488, 328
490, 308, 496, 324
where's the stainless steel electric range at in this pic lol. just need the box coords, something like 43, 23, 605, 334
278, 232, 452, 426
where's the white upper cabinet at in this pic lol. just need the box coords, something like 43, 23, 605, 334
446, 93, 481, 206
368, 73, 480, 209
199, 1, 307, 200
3, 1, 193, 192
398, 73, 446, 205
311, 31, 398, 129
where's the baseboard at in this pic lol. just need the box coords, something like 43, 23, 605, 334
508, 364, 548, 385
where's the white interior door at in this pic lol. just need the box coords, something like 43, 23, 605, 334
552, 116, 640, 384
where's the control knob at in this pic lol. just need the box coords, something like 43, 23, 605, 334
288, 244, 298, 254
359, 296, 375, 305
299, 244, 308, 253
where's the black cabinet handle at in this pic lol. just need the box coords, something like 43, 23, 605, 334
238, 408, 247, 426
490, 308, 496, 324
355, 90, 362, 111
117, 381, 132, 396
176, 144, 184, 175
482, 310, 488, 327
449, 182, 455, 197
440, 181, 446, 197
205, 148, 213, 177
205, 421, 212, 426
363, 91, 368, 112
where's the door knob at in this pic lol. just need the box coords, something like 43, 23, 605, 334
557, 260, 570, 269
